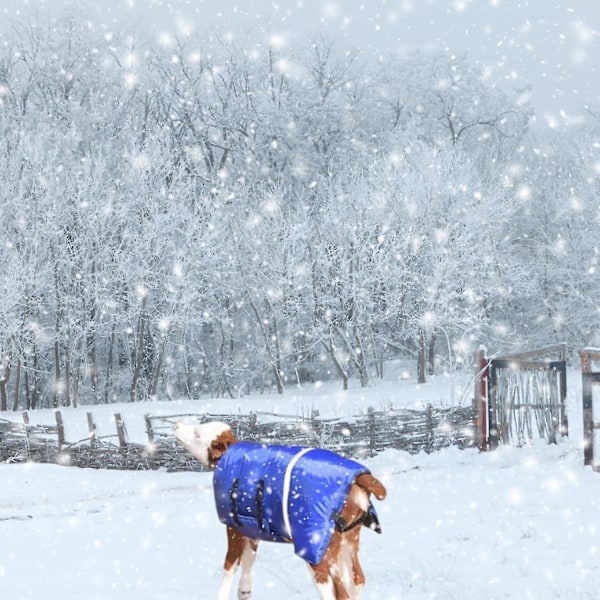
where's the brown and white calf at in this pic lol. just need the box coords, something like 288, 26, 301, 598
175, 422, 386, 600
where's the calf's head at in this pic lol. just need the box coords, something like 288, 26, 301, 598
175, 422, 238, 469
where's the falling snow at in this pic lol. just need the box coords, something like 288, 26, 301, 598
0, 0, 600, 596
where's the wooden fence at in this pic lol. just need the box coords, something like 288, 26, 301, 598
0, 405, 475, 471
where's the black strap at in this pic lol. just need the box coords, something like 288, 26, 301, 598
332, 505, 381, 534
255, 479, 265, 532
230, 478, 267, 532
229, 478, 243, 527
362, 508, 382, 534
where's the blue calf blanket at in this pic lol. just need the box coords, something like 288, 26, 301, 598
213, 441, 379, 565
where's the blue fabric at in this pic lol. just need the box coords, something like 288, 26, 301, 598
213, 441, 376, 565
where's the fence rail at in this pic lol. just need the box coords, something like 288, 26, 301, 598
0, 405, 475, 471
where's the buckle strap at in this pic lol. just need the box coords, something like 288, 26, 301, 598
255, 479, 265, 532
229, 478, 243, 527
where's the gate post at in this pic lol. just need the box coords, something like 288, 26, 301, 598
487, 362, 499, 451
474, 348, 490, 451
582, 373, 594, 468
581, 348, 600, 470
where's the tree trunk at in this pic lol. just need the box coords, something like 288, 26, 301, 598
417, 329, 427, 384
104, 321, 115, 403
217, 320, 235, 399
52, 254, 63, 409
246, 293, 285, 395
31, 347, 40, 410
149, 325, 171, 400
322, 337, 349, 391
53, 339, 61, 408
87, 260, 99, 394
331, 325, 369, 389
87, 328, 99, 395
24, 363, 31, 411
428, 330, 436, 376
272, 312, 284, 395
12, 358, 21, 411
72, 360, 80, 408
352, 326, 369, 388
0, 356, 10, 411
129, 294, 149, 402
273, 365, 285, 395
64, 330, 71, 408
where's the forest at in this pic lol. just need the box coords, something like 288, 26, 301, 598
0, 10, 599, 409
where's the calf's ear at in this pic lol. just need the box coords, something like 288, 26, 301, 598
212, 439, 229, 458
208, 430, 237, 467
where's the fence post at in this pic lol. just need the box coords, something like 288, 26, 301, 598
311, 410, 321, 444
143, 414, 157, 470
55, 410, 65, 450
20, 411, 30, 460
249, 412, 257, 436
144, 414, 154, 444
115, 413, 127, 447
368, 407, 376, 456
425, 404, 434, 452
87, 412, 97, 448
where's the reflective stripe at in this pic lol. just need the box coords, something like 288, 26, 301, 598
281, 447, 315, 538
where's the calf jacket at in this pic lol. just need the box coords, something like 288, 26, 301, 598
213, 441, 380, 565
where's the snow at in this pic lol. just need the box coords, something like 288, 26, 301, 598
8, 365, 474, 446
0, 0, 597, 596
2, 370, 599, 599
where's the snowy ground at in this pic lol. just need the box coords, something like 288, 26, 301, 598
2, 369, 600, 599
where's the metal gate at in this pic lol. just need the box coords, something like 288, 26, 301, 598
582, 348, 600, 470
475, 345, 568, 450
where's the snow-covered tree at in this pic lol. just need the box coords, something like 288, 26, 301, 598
1, 9, 598, 405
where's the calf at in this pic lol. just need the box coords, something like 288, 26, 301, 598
176, 422, 386, 600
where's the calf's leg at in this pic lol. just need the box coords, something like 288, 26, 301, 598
308, 480, 375, 599
217, 526, 255, 600
309, 530, 351, 600
237, 537, 259, 599
342, 527, 365, 599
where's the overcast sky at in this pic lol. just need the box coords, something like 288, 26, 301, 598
2, 0, 599, 126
